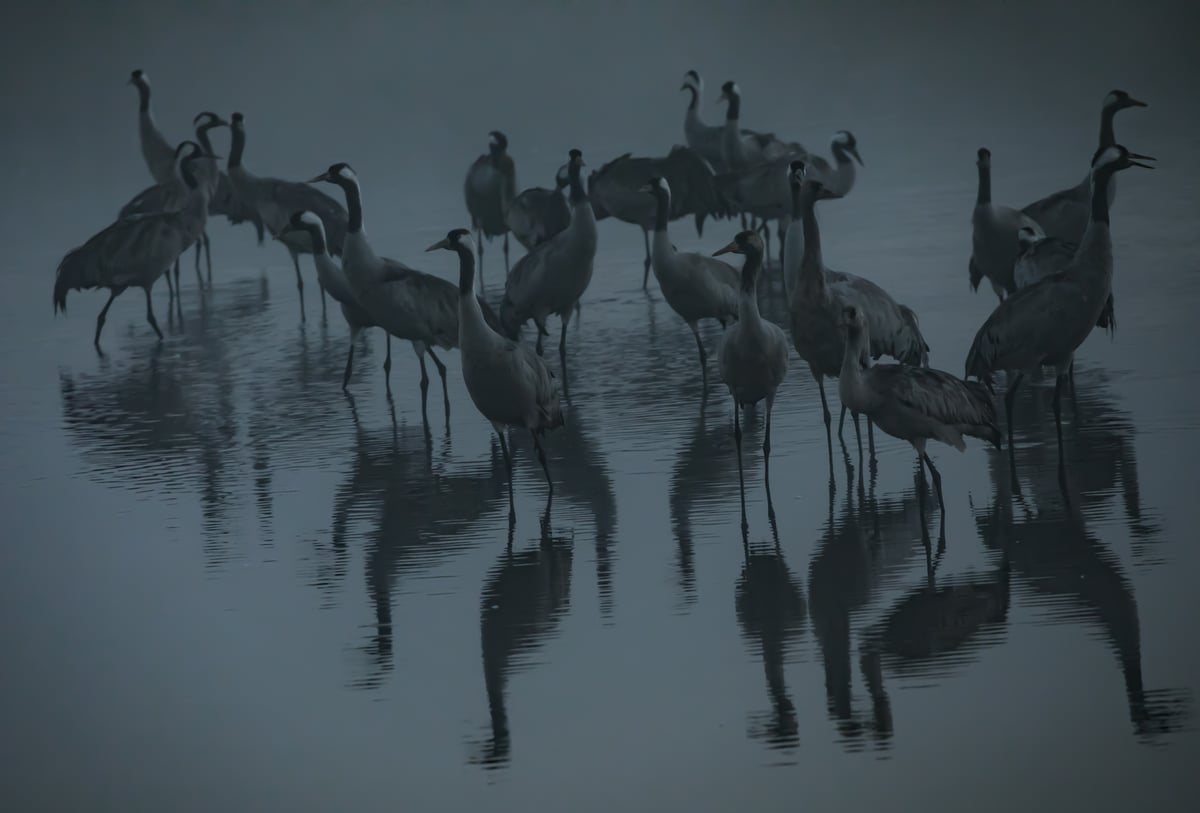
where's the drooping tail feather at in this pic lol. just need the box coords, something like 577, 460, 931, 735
53, 244, 102, 315
898, 305, 930, 367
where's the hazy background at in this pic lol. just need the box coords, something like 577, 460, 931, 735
2, 1, 1199, 811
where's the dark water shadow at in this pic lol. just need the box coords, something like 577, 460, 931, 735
471, 506, 574, 770
735, 519, 806, 755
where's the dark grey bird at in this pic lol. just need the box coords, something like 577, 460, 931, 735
309, 162, 502, 422
588, 145, 730, 288
427, 229, 564, 516
641, 176, 739, 385
716, 81, 804, 171
714, 230, 789, 513
226, 111, 347, 321
803, 131, 863, 200
786, 171, 929, 460
505, 164, 570, 253
840, 305, 1000, 533
279, 211, 379, 391
1021, 90, 1147, 244
1014, 225, 1115, 335
500, 149, 598, 370
970, 147, 1046, 302
680, 71, 786, 174
54, 142, 211, 350
128, 69, 175, 186
464, 130, 518, 282
965, 145, 1154, 465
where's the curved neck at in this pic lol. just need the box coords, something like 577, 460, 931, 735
1090, 168, 1116, 224
800, 193, 823, 272
652, 190, 670, 232
841, 327, 867, 379
180, 159, 199, 191
135, 82, 150, 114
568, 165, 587, 205
306, 225, 327, 255
453, 245, 476, 296
489, 146, 505, 165
789, 178, 801, 221
976, 162, 991, 206
228, 126, 245, 169
684, 86, 698, 112
725, 94, 740, 122
1099, 105, 1117, 149
196, 127, 217, 156
738, 253, 762, 318
831, 142, 848, 165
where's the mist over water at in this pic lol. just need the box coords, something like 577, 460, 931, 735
2, 1, 1198, 810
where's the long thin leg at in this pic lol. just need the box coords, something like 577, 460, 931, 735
173, 257, 180, 295
764, 393, 776, 518
143, 286, 162, 341
917, 452, 929, 520
290, 250, 306, 322
1068, 358, 1079, 421
535, 321, 545, 357
816, 372, 834, 473
503, 232, 510, 274
383, 333, 392, 395
642, 228, 652, 289
852, 410, 864, 460
415, 344, 430, 422
1052, 372, 1066, 463
94, 289, 119, 350
194, 240, 203, 289
922, 451, 947, 538
165, 263, 175, 300
867, 418, 876, 459
476, 226, 485, 288
733, 399, 745, 495
1004, 371, 1025, 478
342, 326, 360, 390
203, 231, 212, 287
426, 347, 451, 423
497, 430, 515, 521
838, 403, 849, 441
319, 281, 327, 322
761, 221, 772, 269
688, 322, 708, 386
531, 430, 553, 494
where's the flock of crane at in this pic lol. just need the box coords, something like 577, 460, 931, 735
51, 69, 1152, 529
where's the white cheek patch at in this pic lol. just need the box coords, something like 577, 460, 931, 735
731, 82, 741, 96
338, 167, 359, 186
657, 177, 672, 198
488, 133, 499, 147
300, 211, 323, 231
835, 131, 851, 145
1104, 92, 1119, 108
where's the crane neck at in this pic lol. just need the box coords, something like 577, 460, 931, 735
789, 177, 801, 222
799, 191, 824, 278
840, 325, 868, 383
341, 177, 364, 233
453, 243, 476, 296
652, 189, 670, 233
1090, 166, 1116, 225
228, 126, 245, 170
180, 159, 200, 192
135, 82, 150, 114
724, 93, 740, 122
195, 126, 217, 157
307, 225, 328, 256
1098, 105, 1117, 150
567, 164, 588, 205
975, 162, 991, 206
683, 85, 698, 113
738, 251, 763, 320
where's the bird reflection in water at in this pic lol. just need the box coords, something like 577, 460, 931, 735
981, 367, 1190, 740
808, 459, 934, 751
58, 278, 271, 567
506, 402, 617, 618
331, 396, 508, 690
735, 514, 806, 754
473, 505, 573, 769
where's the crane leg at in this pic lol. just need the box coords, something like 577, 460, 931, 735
531, 429, 553, 494
383, 334, 392, 395
173, 257, 181, 296
476, 227, 485, 288
816, 372, 833, 442
852, 410, 864, 460
777, 222, 786, 271
291, 251, 306, 322
764, 392, 775, 510
319, 281, 327, 322
733, 399, 746, 517
689, 322, 708, 387
1052, 372, 1066, 462
534, 321, 545, 357
921, 451, 946, 538
143, 286, 163, 341
203, 231, 213, 287
761, 221, 772, 269
415, 344, 430, 423
93, 289, 120, 350
343, 326, 360, 391
838, 403, 848, 441
165, 263, 175, 300
426, 347, 451, 424
867, 418, 876, 459
497, 430, 515, 521
1004, 372, 1025, 484
503, 232, 510, 274
642, 228, 651, 290
194, 240, 203, 289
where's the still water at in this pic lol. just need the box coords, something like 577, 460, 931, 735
2, 1, 1199, 810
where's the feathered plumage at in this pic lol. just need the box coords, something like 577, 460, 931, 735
505, 165, 570, 252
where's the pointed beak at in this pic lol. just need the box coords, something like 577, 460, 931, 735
425, 238, 450, 252
848, 146, 864, 166
679, 83, 689, 91
1129, 154, 1156, 169
306, 172, 330, 184
712, 241, 739, 257
1127, 96, 1148, 108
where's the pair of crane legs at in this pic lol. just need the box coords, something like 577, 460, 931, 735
340, 329, 452, 426
637, 215, 785, 290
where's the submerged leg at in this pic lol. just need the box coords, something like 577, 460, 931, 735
203, 231, 212, 287
165, 263, 175, 300
415, 344, 430, 422
733, 399, 745, 494
688, 322, 708, 385
426, 347, 451, 423
497, 429, 515, 521
503, 232, 510, 274
852, 410, 863, 460
922, 451, 947, 539
642, 227, 652, 290
383, 333, 393, 395
194, 240, 203, 289
93, 289, 120, 350
342, 326, 360, 391
173, 257, 180, 295
143, 286, 162, 341
1052, 372, 1066, 463
867, 418, 876, 458
531, 430, 553, 494
764, 392, 776, 516
1004, 371, 1024, 462
291, 250, 306, 322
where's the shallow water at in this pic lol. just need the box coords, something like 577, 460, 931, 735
3, 1, 1200, 810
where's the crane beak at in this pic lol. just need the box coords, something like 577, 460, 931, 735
712, 241, 740, 257
306, 172, 330, 184
848, 146, 864, 166
425, 238, 450, 252
1126, 96, 1148, 108
1129, 154, 1156, 169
